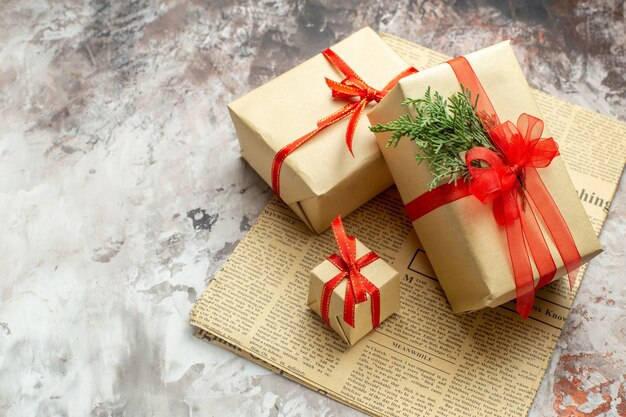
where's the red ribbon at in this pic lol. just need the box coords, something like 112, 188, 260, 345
405, 57, 581, 318
320, 216, 381, 328
271, 49, 418, 197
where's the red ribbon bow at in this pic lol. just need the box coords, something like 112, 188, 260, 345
320, 216, 381, 328
466, 114, 560, 225
465, 114, 572, 315
271, 49, 418, 197
404, 57, 581, 318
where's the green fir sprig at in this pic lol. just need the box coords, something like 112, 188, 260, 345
370, 86, 495, 190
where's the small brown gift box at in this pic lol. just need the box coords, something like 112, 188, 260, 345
307, 219, 400, 345
228, 28, 412, 233
368, 41, 602, 314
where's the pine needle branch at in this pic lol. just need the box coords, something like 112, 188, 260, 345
370, 86, 495, 190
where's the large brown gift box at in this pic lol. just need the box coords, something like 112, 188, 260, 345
307, 238, 400, 345
228, 28, 410, 233
368, 41, 602, 314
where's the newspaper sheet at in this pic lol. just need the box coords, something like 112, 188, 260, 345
190, 34, 626, 417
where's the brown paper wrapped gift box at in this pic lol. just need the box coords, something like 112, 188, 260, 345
307, 238, 400, 346
228, 28, 411, 233
368, 41, 602, 314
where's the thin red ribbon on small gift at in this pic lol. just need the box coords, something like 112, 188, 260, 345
320, 216, 381, 328
271, 49, 418, 197
404, 57, 581, 318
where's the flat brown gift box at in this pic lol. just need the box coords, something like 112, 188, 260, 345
368, 41, 602, 314
228, 28, 410, 233
307, 239, 400, 345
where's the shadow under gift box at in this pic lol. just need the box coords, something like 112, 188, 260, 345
228, 28, 410, 233
368, 41, 602, 314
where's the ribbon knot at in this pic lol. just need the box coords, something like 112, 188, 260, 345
365, 86, 382, 102
465, 114, 559, 226
319, 216, 381, 329
325, 75, 384, 104
271, 49, 418, 196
